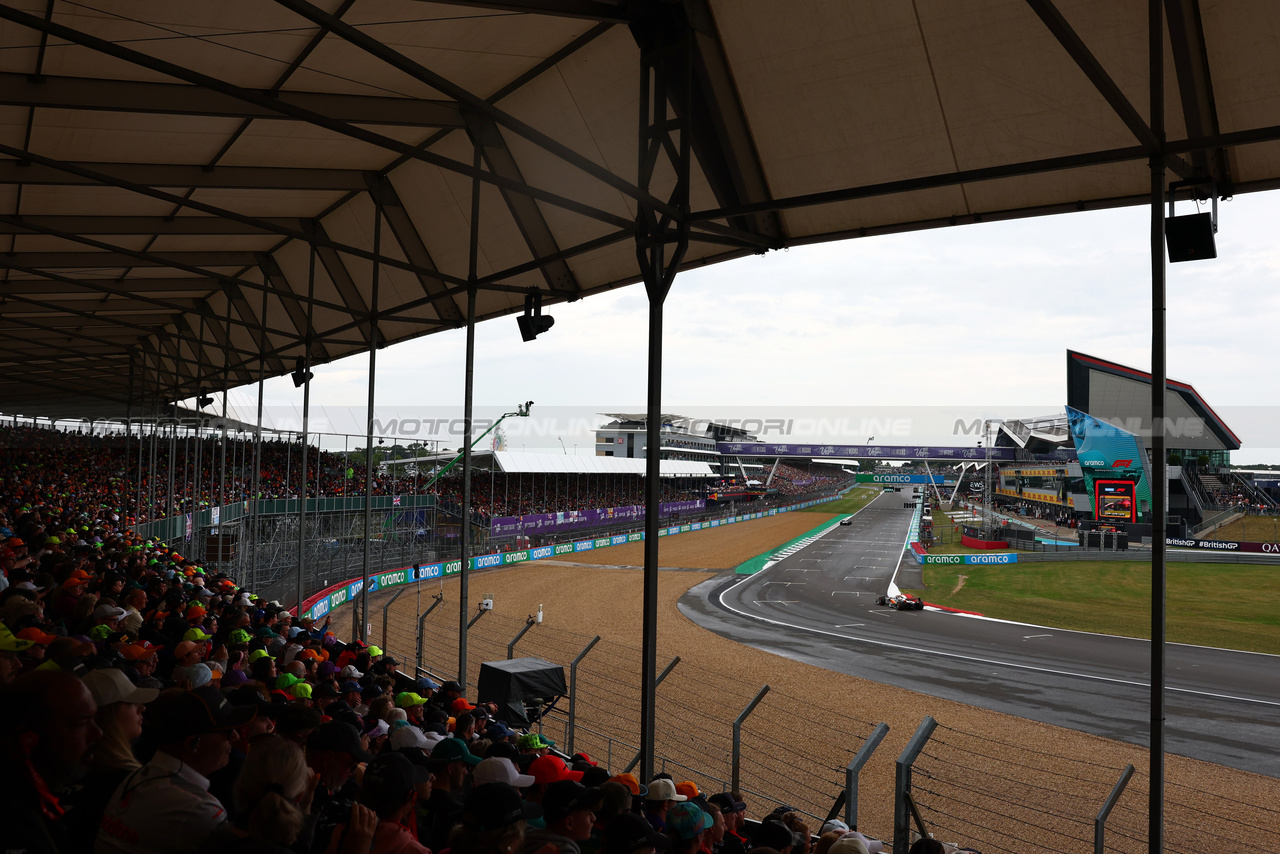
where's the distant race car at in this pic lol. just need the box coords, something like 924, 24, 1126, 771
839, 517, 853, 526
876, 593, 926, 611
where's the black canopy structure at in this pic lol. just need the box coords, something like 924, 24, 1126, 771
477, 656, 568, 729
3, 3, 1277, 845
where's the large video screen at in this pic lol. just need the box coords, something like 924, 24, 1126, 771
1095, 479, 1137, 522
1066, 405, 1152, 523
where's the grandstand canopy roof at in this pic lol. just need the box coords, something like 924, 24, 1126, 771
1066, 349, 1240, 450
494, 450, 713, 477
4, 1, 1280, 418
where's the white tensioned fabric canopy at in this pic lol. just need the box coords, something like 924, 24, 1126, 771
2, 1, 1279, 418
494, 450, 712, 477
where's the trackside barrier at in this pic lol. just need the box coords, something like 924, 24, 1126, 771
507, 616, 537, 659
414, 593, 444, 674
623, 656, 680, 774
565, 635, 601, 757
847, 722, 890, 830
296, 492, 851, 620
732, 685, 770, 794
1095, 764, 1135, 854
894, 716, 938, 854
380, 583, 411, 653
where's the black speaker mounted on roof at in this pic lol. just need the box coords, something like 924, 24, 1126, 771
1165, 181, 1219, 263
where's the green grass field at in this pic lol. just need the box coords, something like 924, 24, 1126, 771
802, 486, 881, 515
1205, 514, 1280, 543
904, 560, 1280, 654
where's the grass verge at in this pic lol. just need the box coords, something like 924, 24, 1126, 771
801, 486, 881, 515
904, 560, 1280, 654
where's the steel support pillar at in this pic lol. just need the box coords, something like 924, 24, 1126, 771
459, 138, 482, 689
1148, 1, 1167, 851
359, 201, 382, 641
297, 243, 316, 618
251, 280, 268, 594
634, 7, 691, 783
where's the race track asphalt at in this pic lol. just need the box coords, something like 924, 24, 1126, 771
678, 489, 1280, 777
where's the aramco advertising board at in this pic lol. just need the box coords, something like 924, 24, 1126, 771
1066, 405, 1152, 523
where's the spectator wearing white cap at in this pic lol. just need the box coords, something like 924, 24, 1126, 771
64, 668, 162, 847
95, 685, 256, 854
642, 779, 686, 833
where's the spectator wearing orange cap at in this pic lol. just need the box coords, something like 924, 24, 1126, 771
16, 626, 59, 664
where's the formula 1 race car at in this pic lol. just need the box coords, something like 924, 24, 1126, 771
839, 517, 853, 526
876, 593, 926, 611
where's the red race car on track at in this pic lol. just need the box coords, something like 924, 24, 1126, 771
876, 593, 926, 611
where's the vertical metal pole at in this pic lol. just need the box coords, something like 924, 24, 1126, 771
846, 723, 890, 830
567, 635, 601, 757
894, 717, 937, 854
635, 21, 690, 781
1148, 2, 1166, 852
731, 685, 770, 795
219, 298, 231, 568
297, 242, 315, 618
459, 285, 476, 686
459, 139, 481, 688
124, 356, 134, 527
361, 202, 382, 643
251, 281, 268, 595
1096, 764, 1135, 854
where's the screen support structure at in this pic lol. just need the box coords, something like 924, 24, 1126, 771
634, 10, 691, 783
1148, 0, 1167, 851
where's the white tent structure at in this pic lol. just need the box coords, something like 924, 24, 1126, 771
2, 2, 1275, 828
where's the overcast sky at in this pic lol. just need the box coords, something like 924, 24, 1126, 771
223, 190, 1280, 463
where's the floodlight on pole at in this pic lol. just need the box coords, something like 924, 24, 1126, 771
516, 290, 554, 341
290, 357, 314, 388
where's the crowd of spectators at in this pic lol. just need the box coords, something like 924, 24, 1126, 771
0, 472, 893, 854
763, 465, 850, 497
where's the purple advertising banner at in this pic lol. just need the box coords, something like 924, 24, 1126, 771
491, 499, 705, 537
715, 442, 1077, 462
1166, 537, 1280, 554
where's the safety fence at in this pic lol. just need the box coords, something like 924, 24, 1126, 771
894, 717, 1280, 854
367, 600, 892, 832
352, 580, 1280, 852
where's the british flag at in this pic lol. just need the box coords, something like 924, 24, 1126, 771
392, 495, 401, 506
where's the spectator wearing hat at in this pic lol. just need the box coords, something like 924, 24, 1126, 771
305, 721, 376, 854
474, 756, 535, 790
522, 780, 604, 854
777, 814, 811, 854
642, 780, 686, 833
352, 752, 434, 854
753, 821, 795, 854
421, 737, 482, 850
397, 691, 430, 725
0, 622, 37, 685
451, 782, 543, 854
706, 795, 747, 854
96, 685, 256, 854
118, 642, 164, 690
599, 813, 670, 854
0, 670, 102, 854
517, 732, 554, 758
666, 803, 713, 854
62, 669, 160, 848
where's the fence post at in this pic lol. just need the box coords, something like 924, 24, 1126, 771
894, 716, 937, 854
567, 635, 601, 757
731, 685, 770, 795
846, 722, 890, 829
623, 656, 680, 773
415, 592, 444, 674
381, 580, 412, 653
1095, 764, 1135, 854
508, 616, 537, 659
